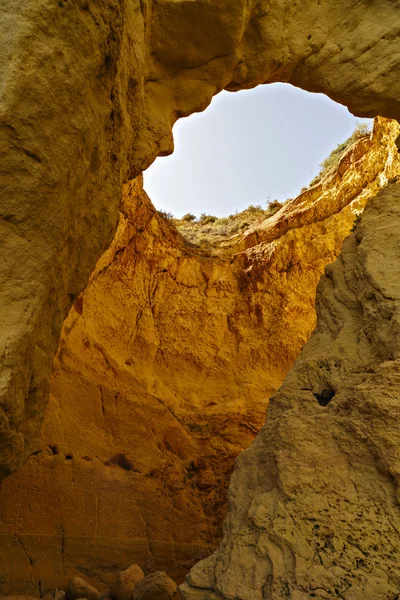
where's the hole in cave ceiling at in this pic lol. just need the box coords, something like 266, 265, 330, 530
143, 82, 372, 219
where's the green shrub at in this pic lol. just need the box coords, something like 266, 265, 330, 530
175, 200, 285, 249
266, 200, 283, 216
312, 122, 371, 186
350, 214, 362, 232
182, 213, 196, 222
158, 210, 174, 220
200, 214, 217, 224
309, 175, 321, 187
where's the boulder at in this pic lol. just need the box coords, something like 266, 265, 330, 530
65, 578, 100, 600
110, 565, 144, 600
132, 572, 176, 600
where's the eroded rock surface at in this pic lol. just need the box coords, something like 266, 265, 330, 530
110, 565, 144, 600
181, 185, 400, 600
1, 0, 400, 478
0, 119, 398, 594
131, 571, 176, 600
66, 578, 100, 600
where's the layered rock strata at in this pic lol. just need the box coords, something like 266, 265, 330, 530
0, 119, 399, 595
2, 0, 400, 477
181, 186, 400, 600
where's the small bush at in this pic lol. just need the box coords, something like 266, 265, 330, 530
312, 122, 372, 186
158, 210, 174, 220
182, 213, 196, 222
309, 175, 321, 187
268, 200, 282, 210
200, 215, 217, 225
266, 200, 283, 216
176, 201, 283, 249
350, 214, 362, 232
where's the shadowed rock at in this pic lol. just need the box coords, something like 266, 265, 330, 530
182, 185, 400, 598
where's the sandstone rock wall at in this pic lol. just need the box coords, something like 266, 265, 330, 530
0, 119, 399, 595
181, 186, 400, 600
0, 0, 146, 476
1, 0, 400, 477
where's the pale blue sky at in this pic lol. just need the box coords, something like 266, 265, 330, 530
143, 83, 372, 218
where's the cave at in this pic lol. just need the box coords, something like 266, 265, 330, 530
1, 2, 400, 600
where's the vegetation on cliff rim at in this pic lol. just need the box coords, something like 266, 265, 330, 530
158, 200, 283, 248
157, 123, 372, 251
306, 122, 372, 189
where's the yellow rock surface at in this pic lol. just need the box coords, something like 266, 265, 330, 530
0, 119, 399, 594
2, 0, 400, 477
182, 182, 400, 600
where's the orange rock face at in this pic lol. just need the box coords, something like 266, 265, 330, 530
2, 0, 400, 482
0, 119, 399, 595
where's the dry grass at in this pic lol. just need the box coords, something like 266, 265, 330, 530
306, 123, 372, 189
157, 123, 372, 253
166, 201, 283, 250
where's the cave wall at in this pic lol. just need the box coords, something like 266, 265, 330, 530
0, 119, 399, 595
181, 182, 400, 600
1, 0, 400, 478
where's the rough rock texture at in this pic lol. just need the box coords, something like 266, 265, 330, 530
181, 184, 400, 599
131, 572, 176, 600
0, 0, 141, 477
0, 119, 399, 595
66, 578, 100, 600
42, 590, 65, 600
1, 0, 400, 479
110, 565, 144, 600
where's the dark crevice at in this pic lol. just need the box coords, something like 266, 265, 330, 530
99, 386, 105, 417
21, 147, 42, 163
105, 453, 137, 472
313, 388, 336, 406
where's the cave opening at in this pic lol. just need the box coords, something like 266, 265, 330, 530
143, 83, 372, 253
144, 83, 372, 218
2, 79, 399, 597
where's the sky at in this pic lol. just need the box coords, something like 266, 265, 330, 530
143, 83, 372, 218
